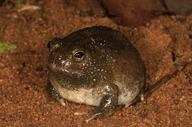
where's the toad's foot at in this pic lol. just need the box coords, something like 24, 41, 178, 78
58, 98, 66, 106
75, 83, 119, 123
74, 111, 102, 123
47, 80, 66, 106
74, 95, 117, 123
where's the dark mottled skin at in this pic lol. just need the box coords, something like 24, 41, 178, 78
47, 26, 146, 122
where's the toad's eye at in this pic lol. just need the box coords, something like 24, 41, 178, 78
75, 52, 84, 58
72, 51, 85, 62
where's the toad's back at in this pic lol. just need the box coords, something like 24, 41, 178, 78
47, 26, 146, 122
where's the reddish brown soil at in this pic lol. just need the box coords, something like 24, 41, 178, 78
0, 0, 192, 126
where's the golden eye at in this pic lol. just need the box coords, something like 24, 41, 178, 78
74, 51, 84, 58
72, 51, 85, 62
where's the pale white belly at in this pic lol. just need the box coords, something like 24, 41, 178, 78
56, 84, 139, 106
51, 77, 140, 106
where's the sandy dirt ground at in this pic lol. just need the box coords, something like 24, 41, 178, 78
0, 0, 192, 126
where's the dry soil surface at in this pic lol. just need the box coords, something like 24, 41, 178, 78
0, 0, 192, 126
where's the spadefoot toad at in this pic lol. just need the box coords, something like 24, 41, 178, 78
47, 26, 146, 122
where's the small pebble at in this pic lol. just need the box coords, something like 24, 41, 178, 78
174, 100, 179, 104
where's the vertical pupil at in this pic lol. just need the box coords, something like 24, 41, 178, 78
75, 52, 84, 58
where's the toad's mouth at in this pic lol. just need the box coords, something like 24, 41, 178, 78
47, 63, 83, 77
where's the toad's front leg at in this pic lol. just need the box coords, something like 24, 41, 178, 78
47, 80, 66, 106
74, 83, 119, 123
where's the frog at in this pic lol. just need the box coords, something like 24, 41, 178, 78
47, 26, 146, 122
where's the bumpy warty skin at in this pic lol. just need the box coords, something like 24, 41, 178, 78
47, 26, 146, 121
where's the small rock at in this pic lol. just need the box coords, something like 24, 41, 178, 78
174, 100, 179, 104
